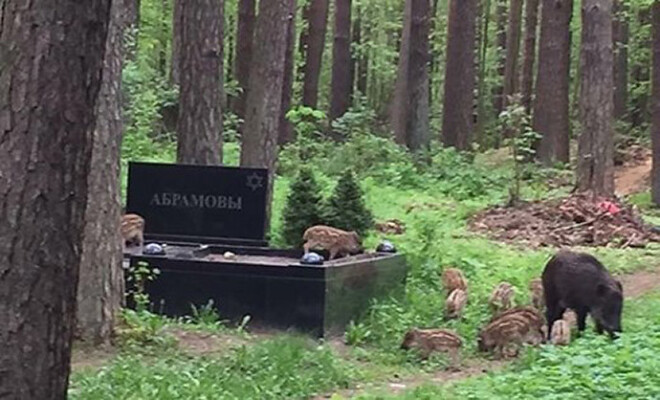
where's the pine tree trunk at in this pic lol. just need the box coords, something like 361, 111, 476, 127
0, 1, 110, 398
350, 5, 361, 103
176, 0, 224, 165
650, 1, 660, 204
77, 0, 127, 346
391, 0, 413, 146
442, 0, 477, 151
476, 0, 492, 145
240, 0, 292, 232
171, 0, 184, 84
357, 13, 369, 97
520, 0, 540, 113
493, 0, 508, 117
503, 0, 524, 109
407, 0, 431, 152
125, 0, 141, 61
612, 0, 629, 120
301, 0, 330, 108
533, 0, 573, 165
233, 0, 256, 120
631, 7, 651, 128
279, 0, 297, 145
577, 0, 614, 196
330, 0, 353, 123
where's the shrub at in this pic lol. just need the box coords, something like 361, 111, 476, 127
323, 169, 374, 237
281, 168, 324, 247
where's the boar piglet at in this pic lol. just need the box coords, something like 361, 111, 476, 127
542, 250, 623, 340
302, 225, 363, 260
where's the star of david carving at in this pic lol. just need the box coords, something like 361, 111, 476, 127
246, 172, 264, 191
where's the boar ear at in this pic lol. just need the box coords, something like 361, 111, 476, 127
615, 280, 623, 293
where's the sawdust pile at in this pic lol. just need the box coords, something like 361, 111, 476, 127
469, 194, 660, 248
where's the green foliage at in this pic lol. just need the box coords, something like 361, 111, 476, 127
499, 95, 542, 205
356, 292, 660, 399
323, 169, 374, 237
69, 337, 357, 400
281, 167, 324, 247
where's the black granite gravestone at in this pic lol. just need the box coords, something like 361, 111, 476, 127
126, 161, 269, 246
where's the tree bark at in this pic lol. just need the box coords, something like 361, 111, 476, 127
391, 0, 413, 146
533, 0, 573, 165
240, 0, 292, 233
350, 4, 361, 102
357, 13, 369, 97
577, 0, 614, 196
330, 0, 353, 122
77, 0, 127, 346
521, 0, 540, 113
0, 1, 111, 398
301, 0, 330, 108
493, 0, 508, 116
234, 0, 256, 120
652, 1, 660, 205
171, 0, 184, 84
442, 0, 477, 151
407, 0, 431, 152
476, 0, 492, 144
279, 0, 297, 145
612, 0, 629, 120
176, 0, 224, 165
125, 0, 141, 61
503, 0, 524, 109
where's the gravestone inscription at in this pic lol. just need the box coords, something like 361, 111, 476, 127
126, 161, 268, 243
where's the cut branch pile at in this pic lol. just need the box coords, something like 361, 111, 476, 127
469, 194, 660, 248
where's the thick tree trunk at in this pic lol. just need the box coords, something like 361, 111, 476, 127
171, 0, 184, 84
442, 0, 477, 151
77, 0, 127, 346
330, 0, 353, 122
612, 0, 629, 120
234, 0, 256, 120
533, 0, 573, 165
652, 1, 660, 205
407, 0, 431, 152
503, 0, 524, 109
493, 0, 508, 116
577, 0, 614, 196
301, 0, 330, 108
279, 0, 297, 145
0, 1, 110, 398
391, 0, 413, 146
357, 13, 369, 97
176, 0, 224, 165
240, 0, 292, 233
520, 0, 540, 113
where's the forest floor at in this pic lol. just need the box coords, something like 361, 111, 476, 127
70, 145, 660, 399
316, 265, 660, 399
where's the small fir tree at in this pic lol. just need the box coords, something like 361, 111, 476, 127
281, 167, 324, 247
323, 169, 374, 237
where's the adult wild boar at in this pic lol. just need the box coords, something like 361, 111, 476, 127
542, 250, 623, 340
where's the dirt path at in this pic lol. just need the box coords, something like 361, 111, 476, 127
615, 157, 651, 196
316, 266, 660, 399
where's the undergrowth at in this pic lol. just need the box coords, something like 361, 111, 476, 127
354, 291, 660, 399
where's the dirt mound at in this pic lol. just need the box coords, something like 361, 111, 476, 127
469, 194, 660, 248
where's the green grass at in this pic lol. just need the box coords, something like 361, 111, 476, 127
107, 134, 660, 399
354, 291, 660, 399
70, 337, 356, 400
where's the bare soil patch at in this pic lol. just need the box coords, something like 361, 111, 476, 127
469, 193, 659, 249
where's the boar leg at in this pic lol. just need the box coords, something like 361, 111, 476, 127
303, 241, 313, 254
594, 320, 604, 334
329, 247, 338, 260
545, 304, 565, 341
575, 308, 588, 335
